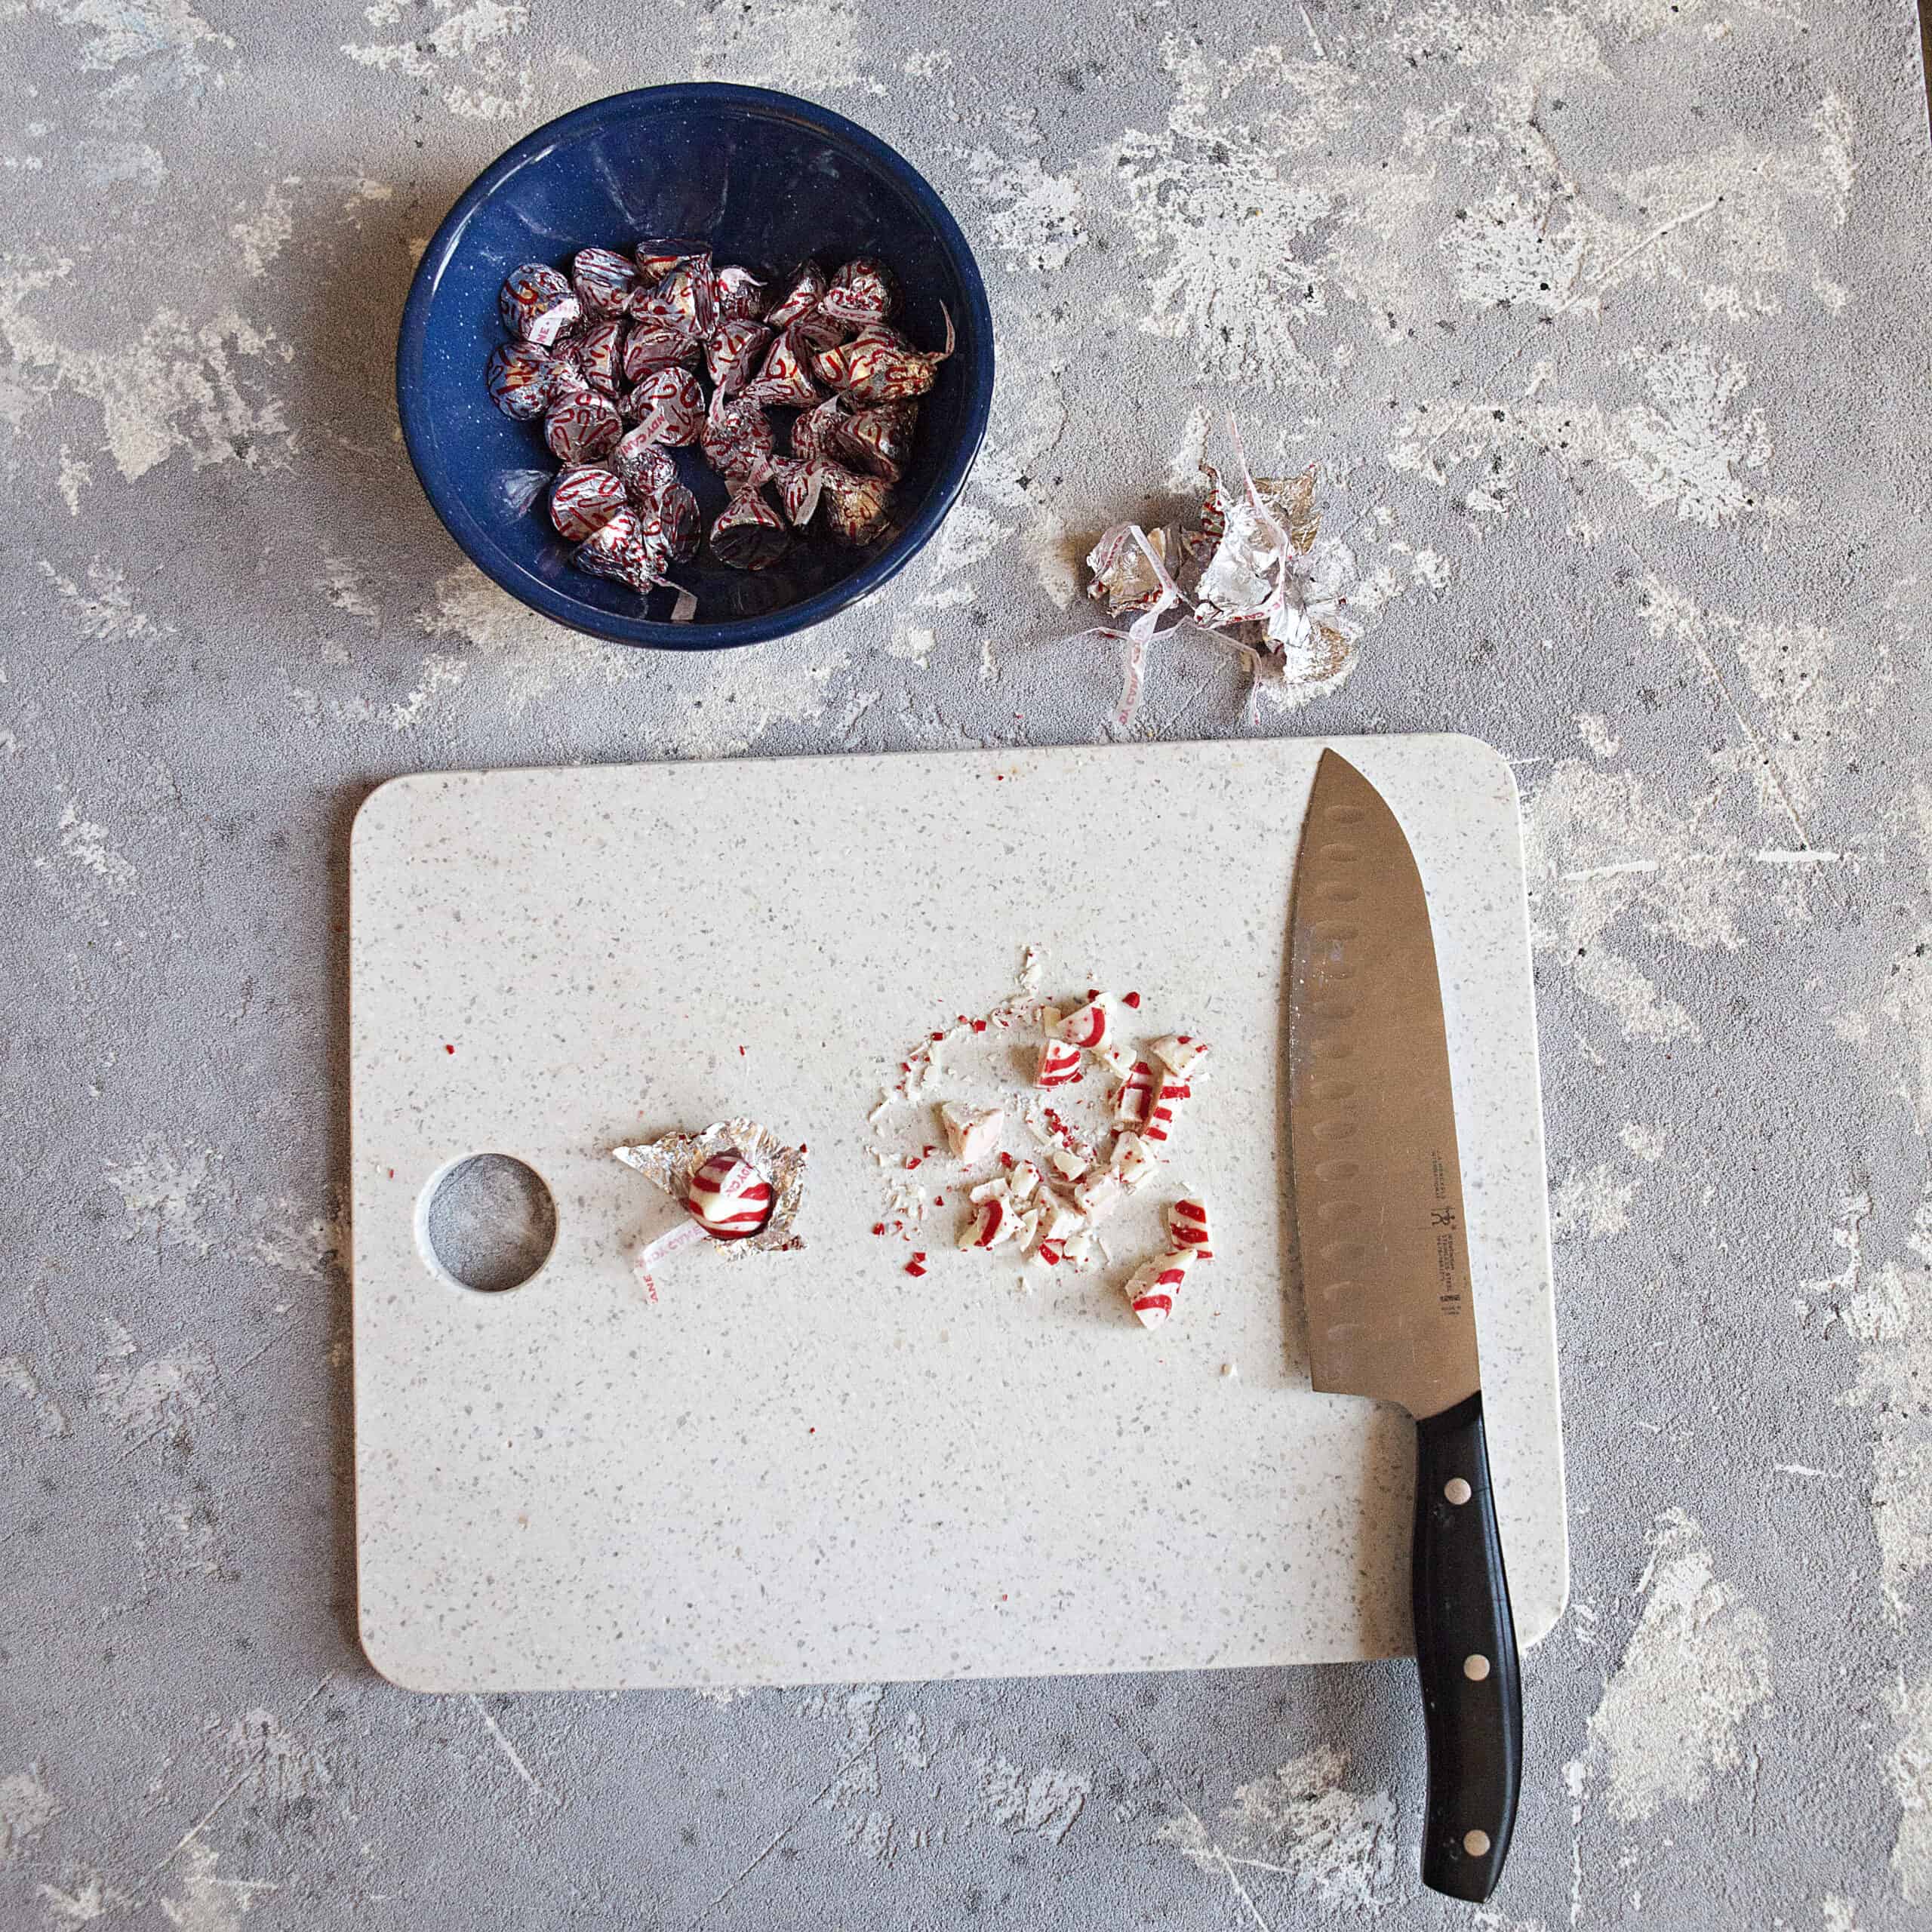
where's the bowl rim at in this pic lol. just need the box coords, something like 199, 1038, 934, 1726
395, 82, 996, 654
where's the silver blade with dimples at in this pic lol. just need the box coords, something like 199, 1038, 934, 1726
1287, 749, 1481, 1421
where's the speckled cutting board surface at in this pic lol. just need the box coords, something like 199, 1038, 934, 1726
350, 734, 1565, 1692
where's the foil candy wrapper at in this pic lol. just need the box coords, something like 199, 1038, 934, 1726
1069, 415, 1363, 726
817, 255, 898, 328
790, 394, 852, 461
632, 256, 715, 341
814, 310, 953, 403
544, 388, 624, 463
740, 328, 822, 410
701, 389, 776, 484
622, 322, 702, 384
486, 340, 557, 420
500, 263, 581, 346
709, 482, 790, 571
572, 246, 638, 320
764, 260, 827, 328
613, 1119, 808, 1294
764, 454, 829, 528
712, 263, 771, 325
626, 367, 706, 446
840, 399, 918, 481
577, 317, 627, 395
706, 316, 771, 396
549, 462, 628, 542
611, 427, 679, 504
820, 464, 894, 546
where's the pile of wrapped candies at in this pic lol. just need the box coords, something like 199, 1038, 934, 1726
487, 242, 952, 606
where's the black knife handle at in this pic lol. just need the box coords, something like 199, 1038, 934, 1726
1412, 1392, 1522, 1902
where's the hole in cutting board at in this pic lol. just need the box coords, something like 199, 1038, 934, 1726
420, 1154, 556, 1293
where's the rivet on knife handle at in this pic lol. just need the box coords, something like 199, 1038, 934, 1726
1412, 1390, 1522, 1902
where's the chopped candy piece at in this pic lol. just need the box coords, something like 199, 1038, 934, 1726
1007, 1161, 1044, 1203
1094, 1041, 1136, 1081
1035, 1038, 1082, 1088
1038, 1198, 1086, 1244
961, 1195, 1018, 1250
1126, 1249, 1195, 1328
939, 1101, 1004, 1166
1061, 1232, 1097, 1271
1143, 1077, 1191, 1146
1150, 1035, 1211, 1080
1112, 1059, 1155, 1130
1169, 1196, 1214, 1258
1072, 1171, 1124, 1222
1046, 1147, 1088, 1186
1054, 995, 1116, 1053
969, 1177, 1011, 1204
687, 1152, 775, 1238
1013, 1206, 1041, 1251
1108, 1132, 1158, 1191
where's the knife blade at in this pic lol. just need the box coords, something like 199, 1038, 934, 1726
1287, 747, 1523, 1903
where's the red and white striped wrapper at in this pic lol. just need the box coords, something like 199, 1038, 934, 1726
686, 1152, 775, 1238
1143, 1076, 1192, 1146
1035, 1038, 1082, 1088
1168, 1196, 1213, 1259
1150, 1035, 1211, 1080
1126, 1248, 1194, 1328
1053, 995, 1116, 1053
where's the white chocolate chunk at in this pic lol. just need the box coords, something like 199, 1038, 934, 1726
1149, 1035, 1209, 1080
1108, 1131, 1158, 1190
938, 1100, 1004, 1165
1053, 995, 1116, 1053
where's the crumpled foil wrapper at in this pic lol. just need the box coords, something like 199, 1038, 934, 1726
612, 1117, 807, 1259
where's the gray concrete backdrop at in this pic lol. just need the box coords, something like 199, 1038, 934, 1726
3, 2, 1930, 1927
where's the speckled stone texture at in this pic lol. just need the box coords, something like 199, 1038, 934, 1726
2, 2, 1929, 1927
349, 741, 1561, 1691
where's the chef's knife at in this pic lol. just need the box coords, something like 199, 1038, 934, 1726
1287, 749, 1522, 1903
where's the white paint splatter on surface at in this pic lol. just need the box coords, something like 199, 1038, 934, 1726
343, 1, 532, 122
0, 259, 293, 482
693, 0, 886, 96
974, 1752, 1090, 1844
103, 1135, 221, 1252
1889, 1669, 1932, 1903
92, 1344, 217, 1439
1, 1353, 71, 1438
1552, 1163, 1636, 1239
0, 1764, 57, 1864
1580, 1509, 1771, 1820
156, 1838, 277, 1932
1157, 1744, 1398, 1910
1839, 1186, 1932, 1620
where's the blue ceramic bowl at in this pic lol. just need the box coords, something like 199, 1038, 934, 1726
396, 85, 995, 651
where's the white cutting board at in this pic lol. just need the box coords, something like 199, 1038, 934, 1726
351, 736, 1566, 1693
